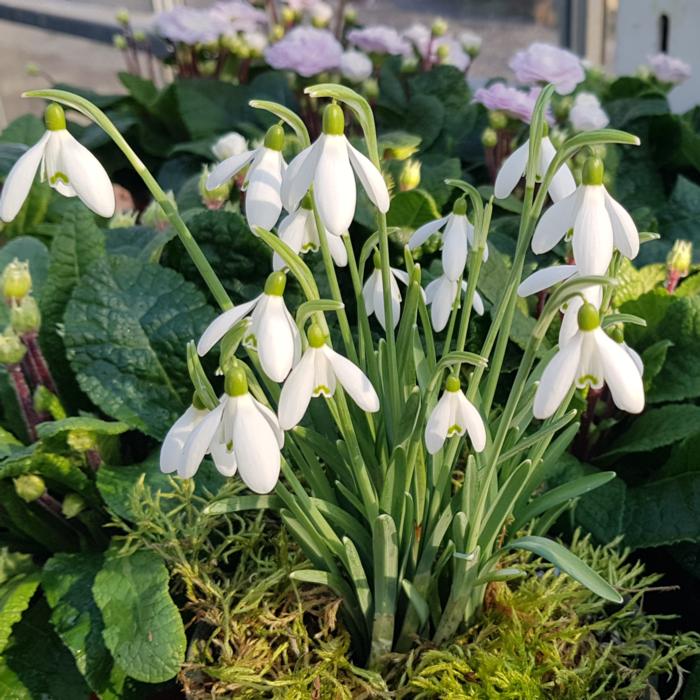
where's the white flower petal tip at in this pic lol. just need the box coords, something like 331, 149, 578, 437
244, 148, 286, 230
362, 267, 405, 330
494, 140, 529, 200
425, 387, 486, 454
160, 405, 208, 474
207, 149, 255, 189
517, 265, 577, 297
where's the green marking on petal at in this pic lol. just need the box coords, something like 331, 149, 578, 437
577, 373, 600, 387
49, 171, 70, 186
447, 424, 463, 436
313, 384, 333, 397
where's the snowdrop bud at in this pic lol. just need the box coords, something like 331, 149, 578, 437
488, 110, 508, 130
582, 156, 604, 186
62, 493, 86, 518
0, 329, 26, 365
577, 301, 600, 331
10, 296, 40, 334
432, 18, 448, 37
264, 124, 285, 151
14, 475, 45, 503
322, 103, 345, 135
667, 240, 692, 278
113, 34, 128, 50
2, 259, 32, 300
225, 365, 249, 397
44, 103, 66, 131
399, 159, 421, 191
481, 127, 498, 148
308, 323, 326, 348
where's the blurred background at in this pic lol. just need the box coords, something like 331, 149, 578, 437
0, 0, 695, 125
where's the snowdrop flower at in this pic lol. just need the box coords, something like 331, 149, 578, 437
608, 325, 644, 376
198, 271, 300, 382
278, 324, 380, 429
340, 50, 373, 83
160, 397, 209, 475
362, 251, 410, 329
425, 375, 486, 454
177, 367, 284, 492
265, 26, 342, 76
533, 301, 644, 419
281, 103, 390, 237
212, 132, 249, 161
472, 83, 550, 124
569, 92, 609, 132
509, 43, 585, 95
272, 194, 347, 269
647, 52, 691, 85
408, 198, 486, 280
0, 104, 115, 223
347, 25, 411, 56
494, 128, 576, 202
425, 272, 484, 332
532, 156, 639, 276
207, 124, 286, 230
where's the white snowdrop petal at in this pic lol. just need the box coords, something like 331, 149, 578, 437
533, 333, 583, 419
392, 268, 410, 286
326, 232, 348, 266
576, 332, 604, 389
207, 149, 255, 189
252, 398, 285, 448
322, 346, 379, 412
245, 149, 285, 230
494, 140, 529, 200
254, 296, 298, 382
559, 299, 581, 345
573, 186, 613, 275
180, 402, 226, 479
233, 395, 281, 493
210, 440, 238, 476
281, 140, 322, 211
160, 406, 206, 474
594, 329, 645, 414
347, 141, 390, 213
539, 137, 576, 202
59, 132, 116, 218
442, 214, 469, 281
428, 277, 457, 332
274, 209, 307, 270
362, 270, 378, 316
197, 297, 259, 356
455, 393, 487, 452
278, 349, 316, 429
472, 289, 485, 316
531, 189, 578, 254
0, 132, 49, 222
518, 265, 577, 297
313, 350, 337, 397
624, 343, 644, 376
604, 189, 639, 260
408, 216, 449, 249
314, 135, 356, 236
424, 392, 452, 454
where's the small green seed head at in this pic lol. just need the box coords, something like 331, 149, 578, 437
115, 8, 130, 25
113, 33, 128, 50
322, 103, 345, 136
481, 127, 498, 149
67, 429, 97, 452
2, 259, 32, 300
445, 374, 461, 393
436, 44, 450, 62
10, 296, 41, 334
44, 103, 66, 131
308, 323, 326, 348
264, 270, 287, 296
488, 110, 508, 131
0, 328, 26, 365
225, 366, 249, 397
14, 475, 46, 503
577, 302, 600, 331
62, 493, 86, 519
582, 156, 604, 186
432, 17, 448, 37
452, 197, 467, 216
264, 123, 285, 151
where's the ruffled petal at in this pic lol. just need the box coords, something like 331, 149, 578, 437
322, 345, 380, 412
594, 329, 645, 414
278, 348, 316, 429
494, 140, 529, 200
532, 188, 579, 254
424, 392, 451, 454
572, 186, 613, 275
245, 148, 285, 230
0, 132, 49, 222
533, 333, 583, 419
207, 149, 255, 189
407, 216, 448, 249
347, 141, 390, 212
604, 189, 639, 260
314, 135, 356, 236
518, 265, 577, 297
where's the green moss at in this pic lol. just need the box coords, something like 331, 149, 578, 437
114, 482, 700, 698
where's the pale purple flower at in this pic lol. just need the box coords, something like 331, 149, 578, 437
265, 26, 342, 76
403, 24, 469, 71
509, 42, 585, 95
569, 92, 609, 131
209, 0, 268, 33
403, 23, 431, 56
647, 52, 691, 84
152, 7, 222, 44
284, 0, 317, 11
473, 83, 551, 124
340, 50, 373, 82
347, 25, 411, 56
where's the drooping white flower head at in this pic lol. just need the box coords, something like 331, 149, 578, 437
198, 271, 301, 382
569, 92, 609, 132
533, 301, 644, 419
207, 123, 287, 231
212, 132, 249, 161
340, 50, 373, 83
532, 156, 639, 276
281, 103, 390, 237
425, 272, 484, 333
272, 194, 347, 270
408, 198, 487, 282
494, 129, 576, 202
0, 104, 115, 223
177, 368, 285, 493
278, 323, 380, 430
425, 375, 486, 454
362, 250, 411, 329
160, 400, 209, 475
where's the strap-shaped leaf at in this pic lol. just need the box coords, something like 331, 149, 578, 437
401, 579, 429, 627
186, 341, 218, 410
371, 514, 399, 661
296, 299, 345, 328
600, 313, 647, 329
202, 494, 281, 515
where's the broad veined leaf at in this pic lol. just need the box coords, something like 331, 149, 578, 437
93, 549, 186, 684
63, 254, 215, 439
0, 570, 41, 654
36, 416, 130, 440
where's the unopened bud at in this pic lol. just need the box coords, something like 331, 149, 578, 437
344, 5, 357, 22
488, 110, 508, 130
311, 1, 332, 28
14, 475, 45, 503
108, 210, 138, 229
432, 18, 448, 37
667, 239, 692, 277
133, 30, 147, 43
67, 429, 98, 453
141, 192, 175, 231
2, 259, 32, 300
481, 127, 498, 149
436, 44, 450, 62
62, 493, 86, 518
25, 62, 40, 77
281, 7, 296, 24
10, 296, 40, 334
399, 159, 421, 191
113, 33, 128, 50
271, 24, 285, 40
199, 167, 231, 210
0, 328, 26, 365
115, 8, 130, 25
459, 30, 481, 57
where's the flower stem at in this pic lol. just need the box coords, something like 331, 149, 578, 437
7, 363, 38, 441
22, 332, 58, 395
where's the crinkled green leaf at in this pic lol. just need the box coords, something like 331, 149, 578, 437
104, 226, 175, 263
63, 254, 215, 439
0, 571, 40, 654
93, 549, 186, 683
387, 189, 441, 231
36, 416, 130, 440
0, 114, 44, 146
